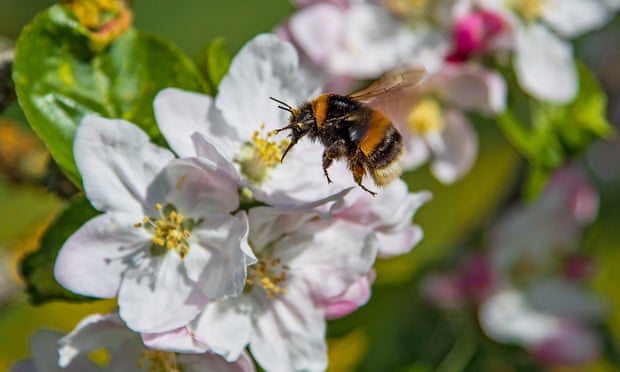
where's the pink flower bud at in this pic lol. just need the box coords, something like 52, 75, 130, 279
447, 10, 508, 62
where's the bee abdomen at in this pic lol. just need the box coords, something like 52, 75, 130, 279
368, 127, 404, 186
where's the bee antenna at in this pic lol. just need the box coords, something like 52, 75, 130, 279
269, 96, 293, 110
277, 105, 292, 113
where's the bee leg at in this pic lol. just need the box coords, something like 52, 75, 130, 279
322, 139, 347, 184
350, 154, 377, 197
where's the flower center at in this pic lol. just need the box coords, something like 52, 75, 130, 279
385, 0, 428, 19
235, 124, 290, 185
407, 98, 444, 135
134, 203, 199, 259
246, 255, 289, 299
137, 349, 181, 372
510, 0, 547, 21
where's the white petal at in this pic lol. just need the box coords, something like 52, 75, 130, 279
141, 327, 209, 353
54, 213, 149, 299
526, 279, 606, 320
429, 111, 478, 184
145, 158, 240, 218
514, 24, 577, 103
118, 252, 209, 333
250, 281, 327, 372
191, 134, 245, 186
74, 116, 175, 213
433, 63, 507, 114
479, 289, 563, 346
278, 220, 379, 300
192, 212, 253, 299
154, 88, 212, 158
402, 135, 431, 170
289, 3, 345, 66
328, 3, 418, 77
58, 313, 131, 367
216, 34, 318, 139
26, 330, 98, 371
191, 297, 254, 362
377, 225, 424, 258
543, 0, 614, 38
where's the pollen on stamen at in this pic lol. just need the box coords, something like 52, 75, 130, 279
137, 349, 180, 372
407, 98, 445, 135
133, 203, 197, 259
246, 255, 290, 300
235, 123, 292, 185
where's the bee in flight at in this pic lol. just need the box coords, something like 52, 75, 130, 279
270, 68, 425, 196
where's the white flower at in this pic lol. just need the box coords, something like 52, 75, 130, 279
477, 0, 620, 102
54, 117, 254, 333
286, 2, 420, 78
148, 210, 379, 371
332, 180, 432, 257
198, 214, 378, 371
479, 285, 604, 365
379, 62, 505, 183
16, 313, 256, 372
156, 34, 357, 208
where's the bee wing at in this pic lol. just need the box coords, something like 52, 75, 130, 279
347, 67, 426, 103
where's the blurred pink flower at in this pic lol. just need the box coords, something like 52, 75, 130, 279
377, 62, 506, 183
447, 9, 510, 62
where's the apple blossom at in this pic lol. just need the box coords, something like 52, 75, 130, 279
54, 117, 254, 333
468, 0, 620, 102
375, 62, 506, 183
11, 313, 255, 372
148, 210, 379, 371
155, 34, 360, 209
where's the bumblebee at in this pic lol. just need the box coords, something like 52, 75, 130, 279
271, 69, 425, 196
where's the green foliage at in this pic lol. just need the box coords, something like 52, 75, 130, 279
12, 5, 208, 185
195, 37, 232, 95
498, 62, 613, 199
20, 196, 99, 305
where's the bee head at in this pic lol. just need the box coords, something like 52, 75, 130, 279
269, 97, 314, 161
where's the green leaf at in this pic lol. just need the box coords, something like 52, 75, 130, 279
194, 37, 232, 95
497, 61, 612, 198
20, 196, 100, 305
555, 62, 614, 150
12, 5, 208, 185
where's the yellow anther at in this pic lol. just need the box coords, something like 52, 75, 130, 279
235, 124, 290, 185
511, 0, 547, 21
407, 98, 444, 135
138, 349, 180, 372
246, 255, 289, 300
134, 203, 196, 260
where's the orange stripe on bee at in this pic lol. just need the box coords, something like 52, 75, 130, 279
360, 111, 391, 155
312, 94, 329, 127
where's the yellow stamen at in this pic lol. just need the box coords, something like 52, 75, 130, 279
385, 0, 428, 18
407, 98, 444, 135
511, 0, 548, 21
135, 203, 197, 259
235, 123, 290, 185
137, 349, 181, 372
246, 255, 289, 300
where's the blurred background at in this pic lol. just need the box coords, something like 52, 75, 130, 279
1, 1, 619, 371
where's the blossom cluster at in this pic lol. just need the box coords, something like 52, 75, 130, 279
420, 166, 604, 366
16, 34, 430, 371
10, 0, 618, 370
278, 0, 619, 184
